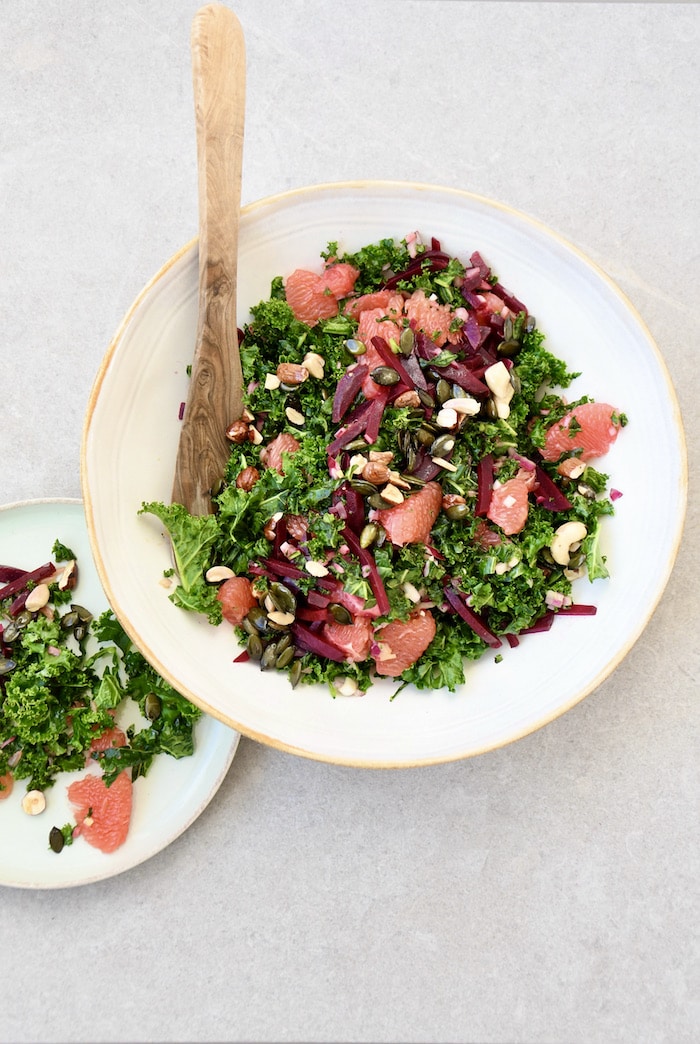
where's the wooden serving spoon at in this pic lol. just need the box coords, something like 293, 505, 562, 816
172, 4, 246, 516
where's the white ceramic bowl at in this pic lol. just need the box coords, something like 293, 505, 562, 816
81, 181, 687, 767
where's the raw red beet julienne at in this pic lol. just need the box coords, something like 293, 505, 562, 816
144, 232, 626, 696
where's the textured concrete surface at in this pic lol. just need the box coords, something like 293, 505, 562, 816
1, 2, 698, 1042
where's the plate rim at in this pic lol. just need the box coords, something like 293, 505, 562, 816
80, 179, 689, 768
0, 497, 240, 888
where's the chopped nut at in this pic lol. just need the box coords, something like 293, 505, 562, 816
369, 450, 394, 464
557, 458, 586, 479
57, 560, 78, 591
362, 461, 391, 485
436, 407, 459, 429
432, 457, 458, 472
550, 521, 588, 566
277, 363, 309, 386
25, 584, 50, 613
205, 565, 236, 583
393, 390, 421, 409
305, 560, 329, 578
235, 466, 260, 491
334, 675, 360, 697
402, 582, 422, 603
442, 493, 466, 510
267, 610, 295, 627
285, 407, 305, 426
226, 419, 250, 443
264, 373, 281, 391
302, 352, 325, 379
247, 426, 263, 445
380, 483, 404, 505
22, 790, 46, 816
442, 396, 480, 416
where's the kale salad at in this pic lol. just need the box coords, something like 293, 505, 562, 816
143, 233, 626, 697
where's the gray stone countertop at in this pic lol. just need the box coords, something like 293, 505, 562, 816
0, 3, 697, 1042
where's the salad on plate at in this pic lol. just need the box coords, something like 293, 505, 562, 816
143, 232, 626, 697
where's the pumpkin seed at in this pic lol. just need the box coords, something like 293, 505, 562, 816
370, 365, 401, 386
260, 642, 279, 671
275, 633, 293, 656
577, 483, 597, 500
345, 338, 366, 356
417, 388, 435, 409
73, 624, 87, 642
405, 445, 417, 472
289, 659, 303, 688
144, 693, 162, 721
436, 379, 452, 404
360, 523, 379, 549
247, 606, 270, 635
241, 616, 259, 637
525, 314, 537, 333
345, 438, 371, 452
503, 316, 514, 340
400, 473, 426, 488
350, 479, 379, 496
275, 646, 295, 670
445, 502, 470, 521
1, 621, 21, 643
247, 634, 264, 660
60, 611, 79, 632
368, 493, 393, 510
0, 657, 17, 676
416, 427, 436, 448
498, 338, 520, 358
330, 603, 353, 624
15, 610, 33, 629
70, 604, 93, 623
399, 328, 415, 356
49, 826, 65, 854
430, 433, 455, 458
269, 582, 297, 614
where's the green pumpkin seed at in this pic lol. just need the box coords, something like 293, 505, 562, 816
399, 328, 415, 356
15, 610, 33, 629
49, 827, 65, 854
275, 646, 295, 670
503, 317, 514, 341
1, 621, 21, 643
483, 397, 499, 420
289, 659, 303, 688
345, 438, 371, 452
417, 388, 435, 409
350, 479, 379, 496
144, 693, 162, 721
498, 338, 520, 358
360, 523, 379, 549
405, 446, 417, 472
525, 314, 536, 334
0, 657, 17, 676
330, 603, 353, 624
275, 633, 293, 656
368, 493, 393, 510
577, 483, 596, 500
416, 427, 436, 447
247, 634, 264, 660
73, 624, 87, 642
241, 616, 259, 637
400, 473, 426, 488
345, 338, 366, 356
269, 582, 297, 614
445, 502, 470, 521
436, 379, 452, 404
70, 604, 93, 623
60, 611, 79, 632
430, 433, 455, 458
260, 642, 279, 671
370, 366, 401, 386
247, 607, 269, 634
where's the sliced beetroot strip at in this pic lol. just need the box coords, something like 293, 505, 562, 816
519, 611, 555, 635
534, 466, 573, 512
291, 622, 346, 662
343, 485, 366, 534
332, 363, 369, 423
327, 415, 371, 456
371, 336, 415, 389
400, 351, 428, 390
296, 606, 330, 622
306, 589, 332, 609
556, 604, 597, 616
380, 250, 452, 290
410, 449, 443, 482
414, 330, 443, 362
0, 562, 55, 601
342, 527, 390, 616
9, 591, 29, 617
363, 393, 389, 444
433, 361, 489, 397
260, 558, 306, 581
505, 633, 520, 648
475, 454, 494, 517
444, 585, 501, 648
0, 566, 25, 583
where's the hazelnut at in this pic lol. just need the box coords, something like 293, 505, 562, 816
276, 363, 309, 386
226, 420, 249, 444
235, 466, 260, 491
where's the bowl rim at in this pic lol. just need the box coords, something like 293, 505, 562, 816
80, 179, 688, 767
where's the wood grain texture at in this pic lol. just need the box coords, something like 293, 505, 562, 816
172, 4, 245, 515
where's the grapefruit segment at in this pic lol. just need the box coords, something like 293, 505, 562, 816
67, 770, 132, 854
487, 476, 530, 535
377, 481, 443, 546
373, 610, 437, 677
260, 433, 301, 474
321, 616, 373, 663
0, 771, 14, 801
404, 289, 461, 346
217, 576, 258, 627
285, 264, 359, 326
541, 402, 622, 463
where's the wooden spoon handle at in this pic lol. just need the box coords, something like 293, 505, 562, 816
172, 4, 245, 515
